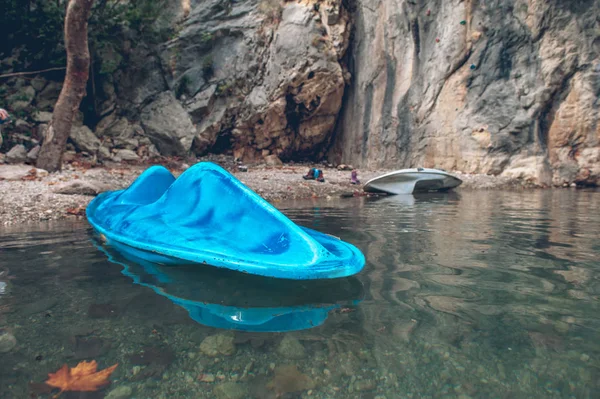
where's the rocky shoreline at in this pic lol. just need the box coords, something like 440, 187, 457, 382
0, 155, 535, 227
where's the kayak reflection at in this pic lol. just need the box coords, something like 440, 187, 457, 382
93, 236, 365, 332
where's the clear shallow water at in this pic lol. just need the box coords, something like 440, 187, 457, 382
1, 189, 599, 399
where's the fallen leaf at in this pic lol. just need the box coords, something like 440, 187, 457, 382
45, 360, 118, 395
21, 169, 39, 181
66, 206, 86, 216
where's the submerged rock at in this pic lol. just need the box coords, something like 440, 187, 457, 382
213, 382, 247, 399
354, 379, 375, 392
338, 351, 360, 377
200, 333, 236, 357
105, 385, 133, 399
276, 335, 306, 359
0, 330, 17, 353
267, 364, 315, 396
128, 346, 175, 367
70, 336, 111, 360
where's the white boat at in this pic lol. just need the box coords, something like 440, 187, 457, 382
363, 168, 462, 195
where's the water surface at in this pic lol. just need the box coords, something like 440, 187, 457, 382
1, 189, 599, 398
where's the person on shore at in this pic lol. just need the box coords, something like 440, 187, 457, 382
350, 169, 360, 185
0, 109, 9, 144
0, 108, 9, 123
303, 167, 325, 182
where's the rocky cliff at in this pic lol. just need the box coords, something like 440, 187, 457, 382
111, 0, 351, 162
331, 0, 600, 186
1, 0, 350, 166
1, 0, 598, 186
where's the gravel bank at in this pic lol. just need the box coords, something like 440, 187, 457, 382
0, 158, 521, 226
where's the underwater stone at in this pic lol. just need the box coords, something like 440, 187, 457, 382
200, 334, 236, 357
0, 331, 17, 353
213, 382, 246, 399
105, 386, 133, 399
354, 379, 375, 391
338, 352, 360, 376
276, 336, 306, 359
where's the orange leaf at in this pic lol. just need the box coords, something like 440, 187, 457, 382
66, 206, 86, 216
46, 360, 118, 394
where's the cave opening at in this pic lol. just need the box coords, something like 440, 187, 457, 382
211, 130, 234, 155
285, 93, 301, 133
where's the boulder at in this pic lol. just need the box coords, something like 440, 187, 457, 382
0, 165, 48, 180
9, 86, 36, 111
98, 145, 111, 160
200, 334, 236, 357
264, 154, 283, 166
141, 92, 196, 156
276, 335, 306, 359
117, 51, 167, 106
53, 180, 109, 196
36, 81, 62, 111
113, 137, 139, 150
185, 84, 217, 121
32, 111, 53, 123
5, 144, 27, 164
27, 145, 41, 161
31, 76, 48, 92
96, 117, 134, 139
113, 149, 140, 162
70, 125, 101, 153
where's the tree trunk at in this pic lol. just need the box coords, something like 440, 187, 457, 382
36, 0, 94, 172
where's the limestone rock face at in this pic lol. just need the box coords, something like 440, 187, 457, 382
140, 92, 196, 156
330, 0, 600, 186
157, 0, 351, 162
230, 2, 349, 162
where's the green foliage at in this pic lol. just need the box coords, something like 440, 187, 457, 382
11, 94, 30, 102
0, 0, 173, 72
96, 41, 123, 75
215, 78, 245, 96
0, 1, 65, 67
216, 80, 235, 96
13, 109, 28, 120
200, 32, 215, 44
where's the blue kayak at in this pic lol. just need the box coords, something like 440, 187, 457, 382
86, 162, 365, 279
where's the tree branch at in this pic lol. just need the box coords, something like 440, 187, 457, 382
0, 67, 67, 79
